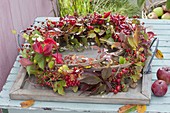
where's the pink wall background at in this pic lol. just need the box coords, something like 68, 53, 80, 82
0, 0, 56, 91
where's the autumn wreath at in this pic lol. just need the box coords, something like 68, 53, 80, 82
18, 12, 156, 95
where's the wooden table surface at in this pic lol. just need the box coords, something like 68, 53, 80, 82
0, 18, 170, 113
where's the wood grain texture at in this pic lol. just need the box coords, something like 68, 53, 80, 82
9, 66, 151, 105
0, 0, 55, 91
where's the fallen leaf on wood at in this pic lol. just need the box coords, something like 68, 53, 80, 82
137, 105, 146, 113
11, 30, 17, 34
118, 104, 137, 113
20, 100, 35, 108
118, 104, 147, 113
155, 49, 164, 59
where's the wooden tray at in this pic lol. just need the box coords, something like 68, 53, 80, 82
9, 66, 152, 104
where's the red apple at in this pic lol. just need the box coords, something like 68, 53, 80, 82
151, 80, 168, 97
157, 67, 170, 84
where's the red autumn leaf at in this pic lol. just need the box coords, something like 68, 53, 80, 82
43, 44, 53, 56
19, 58, 33, 66
52, 53, 63, 64
147, 32, 156, 39
32, 41, 43, 54
104, 11, 111, 18
44, 38, 56, 45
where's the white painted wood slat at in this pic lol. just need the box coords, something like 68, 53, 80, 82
1, 18, 170, 113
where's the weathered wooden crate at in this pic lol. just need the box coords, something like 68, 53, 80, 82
9, 65, 152, 104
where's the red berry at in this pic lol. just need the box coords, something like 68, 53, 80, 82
70, 20, 76, 25
116, 85, 121, 92
51, 21, 56, 25
113, 89, 118, 94
87, 25, 94, 30
98, 20, 104, 25
112, 69, 116, 72
116, 79, 121, 84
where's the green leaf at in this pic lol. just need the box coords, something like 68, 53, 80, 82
135, 66, 143, 73
94, 28, 100, 33
53, 80, 66, 95
95, 37, 101, 46
38, 57, 45, 70
58, 87, 65, 95
48, 61, 55, 69
46, 56, 52, 62
135, 62, 144, 66
166, 0, 170, 10
139, 47, 144, 52
26, 65, 40, 75
118, 104, 137, 113
96, 84, 106, 95
137, 0, 146, 7
141, 31, 148, 40
80, 76, 102, 85
81, 37, 88, 46
88, 32, 96, 38
101, 67, 112, 80
70, 27, 79, 34
34, 53, 43, 62
71, 38, 80, 45
119, 56, 126, 64
21, 49, 27, 58
127, 37, 136, 49
131, 73, 140, 82
107, 37, 114, 43
26, 66, 33, 75
72, 86, 78, 93
34, 53, 45, 70
33, 30, 41, 35
132, 19, 140, 25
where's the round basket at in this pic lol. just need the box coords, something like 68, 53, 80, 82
142, 0, 167, 19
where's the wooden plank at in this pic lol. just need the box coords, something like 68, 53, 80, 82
156, 36, 170, 41
152, 60, 170, 66
35, 17, 60, 22
153, 46, 170, 53
10, 67, 27, 94
9, 66, 151, 104
144, 24, 170, 30
142, 72, 152, 100
35, 0, 54, 17
0, 0, 18, 91
140, 19, 170, 24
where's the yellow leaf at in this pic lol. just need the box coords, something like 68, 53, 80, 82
84, 65, 92, 69
155, 49, 164, 59
72, 86, 78, 93
133, 26, 140, 47
20, 100, 35, 108
127, 37, 136, 49
11, 30, 17, 35
118, 104, 137, 113
137, 105, 147, 113
23, 33, 29, 40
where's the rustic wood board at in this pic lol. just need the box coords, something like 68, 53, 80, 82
1, 18, 170, 112
9, 66, 152, 104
